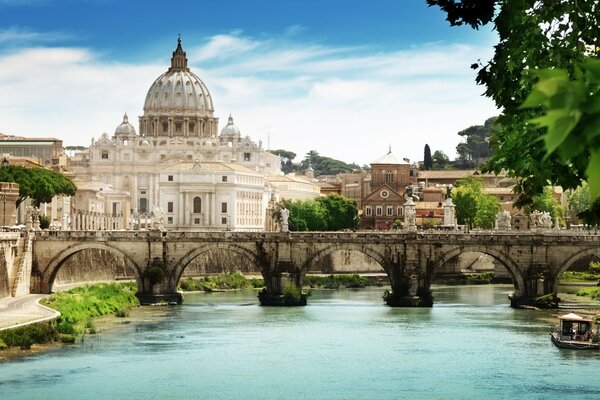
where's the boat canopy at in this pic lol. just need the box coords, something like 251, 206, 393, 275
558, 313, 593, 323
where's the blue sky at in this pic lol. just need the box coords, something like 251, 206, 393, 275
0, 0, 498, 166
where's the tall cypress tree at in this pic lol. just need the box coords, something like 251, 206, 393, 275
423, 144, 433, 170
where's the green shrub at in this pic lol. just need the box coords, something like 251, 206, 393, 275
283, 284, 302, 305
146, 267, 166, 285
178, 273, 264, 292
0, 322, 58, 349
0, 338, 7, 349
534, 294, 558, 309
303, 274, 382, 289
576, 287, 600, 300
59, 334, 76, 344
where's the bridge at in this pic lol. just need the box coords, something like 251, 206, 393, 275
29, 230, 600, 307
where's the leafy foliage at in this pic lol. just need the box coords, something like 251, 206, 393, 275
432, 150, 450, 169
0, 165, 76, 206
455, 116, 496, 168
279, 194, 358, 231
521, 59, 600, 200
528, 187, 565, 224
301, 150, 361, 176
452, 176, 500, 228
178, 272, 264, 292
41, 282, 139, 335
428, 0, 600, 206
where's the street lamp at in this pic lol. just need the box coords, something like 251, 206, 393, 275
1, 157, 9, 168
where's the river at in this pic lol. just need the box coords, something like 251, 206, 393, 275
1, 285, 599, 399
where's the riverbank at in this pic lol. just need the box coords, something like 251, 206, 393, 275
0, 283, 139, 354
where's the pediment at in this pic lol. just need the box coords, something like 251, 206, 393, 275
363, 185, 406, 203
158, 154, 189, 165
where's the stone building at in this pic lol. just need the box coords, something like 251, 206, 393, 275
359, 148, 416, 230
0, 134, 65, 167
70, 181, 131, 230
158, 161, 267, 231
69, 38, 281, 219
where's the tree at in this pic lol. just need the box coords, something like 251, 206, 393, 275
528, 187, 565, 224
0, 165, 77, 206
455, 117, 496, 167
427, 0, 600, 206
279, 195, 358, 231
423, 144, 433, 170
300, 150, 359, 176
451, 176, 500, 229
316, 194, 359, 231
432, 150, 450, 170
269, 149, 297, 174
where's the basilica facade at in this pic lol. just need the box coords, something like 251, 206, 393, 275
70, 38, 282, 231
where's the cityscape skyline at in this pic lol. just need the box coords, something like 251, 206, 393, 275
0, 0, 499, 166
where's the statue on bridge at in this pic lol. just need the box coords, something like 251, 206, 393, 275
495, 210, 511, 231
280, 208, 289, 233
151, 206, 165, 231
530, 210, 552, 230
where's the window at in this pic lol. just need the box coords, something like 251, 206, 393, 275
101, 150, 108, 159
194, 218, 200, 224
139, 198, 148, 213
167, 217, 173, 224
160, 154, 166, 160
397, 207, 403, 216
221, 202, 228, 213
244, 153, 251, 161
385, 171, 394, 183
387, 206, 393, 216
193, 197, 201, 213
222, 176, 227, 182
168, 175, 173, 182
376, 206, 382, 216
222, 217, 227, 225
365, 206, 372, 216
167, 202, 173, 213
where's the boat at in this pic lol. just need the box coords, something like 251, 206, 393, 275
550, 312, 600, 350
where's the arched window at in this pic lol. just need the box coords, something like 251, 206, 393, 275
193, 196, 202, 213
385, 170, 394, 183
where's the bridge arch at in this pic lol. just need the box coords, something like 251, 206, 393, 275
300, 243, 390, 277
172, 242, 261, 285
39, 243, 143, 293
435, 246, 525, 295
553, 247, 600, 293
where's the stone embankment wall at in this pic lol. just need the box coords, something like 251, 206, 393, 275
0, 233, 24, 298
182, 250, 262, 276
53, 249, 136, 288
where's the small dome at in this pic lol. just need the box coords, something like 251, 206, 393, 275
140, 139, 150, 146
220, 114, 240, 138
115, 113, 137, 137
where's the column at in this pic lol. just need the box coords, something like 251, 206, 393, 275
211, 192, 217, 226
204, 193, 209, 225
168, 117, 174, 137
183, 118, 189, 137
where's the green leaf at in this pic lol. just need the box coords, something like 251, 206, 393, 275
531, 109, 581, 155
587, 149, 600, 201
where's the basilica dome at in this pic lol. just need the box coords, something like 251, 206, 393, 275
114, 113, 136, 137
143, 37, 214, 116
220, 114, 241, 139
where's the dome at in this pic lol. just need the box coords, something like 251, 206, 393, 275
220, 114, 240, 138
114, 113, 137, 137
143, 37, 213, 116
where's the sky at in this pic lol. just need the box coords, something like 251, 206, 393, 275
0, 0, 499, 166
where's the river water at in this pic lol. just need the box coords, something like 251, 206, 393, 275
1, 285, 600, 400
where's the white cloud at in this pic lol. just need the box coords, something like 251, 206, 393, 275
0, 32, 498, 165
0, 27, 71, 43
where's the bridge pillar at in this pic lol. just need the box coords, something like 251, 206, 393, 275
384, 257, 433, 308
135, 235, 183, 305
258, 241, 307, 306
509, 264, 557, 308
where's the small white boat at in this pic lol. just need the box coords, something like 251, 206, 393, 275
550, 313, 599, 350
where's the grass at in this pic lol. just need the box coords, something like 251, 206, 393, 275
178, 272, 264, 292
40, 282, 139, 336
561, 271, 600, 282
303, 274, 385, 289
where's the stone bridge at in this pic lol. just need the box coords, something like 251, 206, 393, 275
30, 230, 600, 307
